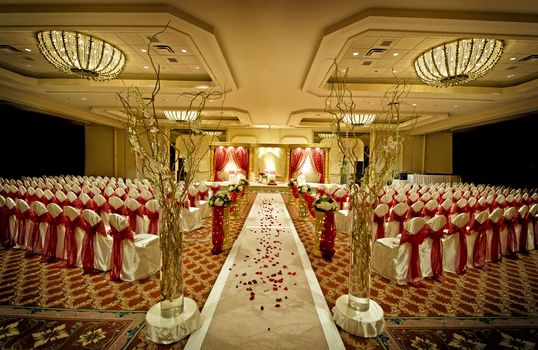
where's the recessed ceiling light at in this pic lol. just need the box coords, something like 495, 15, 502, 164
393, 52, 399, 56
412, 103, 417, 106
510, 57, 517, 61
24, 48, 31, 52
81, 97, 87, 101
453, 104, 459, 108
507, 74, 516, 78
352, 52, 359, 56
26, 64, 31, 67
141, 48, 147, 53
181, 49, 187, 53
195, 66, 200, 70
143, 65, 149, 69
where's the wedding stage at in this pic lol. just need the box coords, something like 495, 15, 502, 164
186, 193, 344, 349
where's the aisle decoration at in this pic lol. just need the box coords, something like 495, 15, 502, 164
239, 178, 249, 205
226, 183, 243, 219
209, 192, 233, 254
117, 25, 226, 344
313, 195, 338, 260
326, 60, 404, 337
287, 178, 298, 203
297, 183, 311, 221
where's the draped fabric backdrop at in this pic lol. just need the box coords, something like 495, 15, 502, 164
213, 147, 229, 181
289, 148, 307, 180
309, 148, 325, 183
231, 147, 249, 176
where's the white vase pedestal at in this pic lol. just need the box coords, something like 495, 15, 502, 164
332, 295, 385, 338
145, 297, 201, 344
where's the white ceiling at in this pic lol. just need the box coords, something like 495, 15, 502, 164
0, 0, 537, 135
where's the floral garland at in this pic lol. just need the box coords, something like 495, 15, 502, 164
209, 192, 232, 208
288, 179, 298, 187
313, 194, 338, 212
297, 184, 311, 194
226, 184, 243, 193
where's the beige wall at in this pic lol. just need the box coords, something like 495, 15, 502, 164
227, 127, 313, 144
85, 125, 136, 178
400, 135, 425, 174
424, 132, 453, 174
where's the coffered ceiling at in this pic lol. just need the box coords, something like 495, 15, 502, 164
0, 1, 537, 135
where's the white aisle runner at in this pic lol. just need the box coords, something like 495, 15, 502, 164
185, 193, 344, 349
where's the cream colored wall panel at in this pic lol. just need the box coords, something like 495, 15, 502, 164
85, 125, 114, 177
425, 132, 452, 174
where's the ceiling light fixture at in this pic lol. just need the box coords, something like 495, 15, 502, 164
342, 113, 376, 125
509, 57, 517, 61
352, 52, 359, 56
201, 130, 222, 136
164, 110, 198, 122
414, 38, 503, 87
36, 30, 126, 80
318, 133, 336, 139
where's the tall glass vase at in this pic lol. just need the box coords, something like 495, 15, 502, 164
348, 208, 371, 312
298, 197, 310, 221
230, 192, 240, 220
288, 187, 295, 204
159, 208, 184, 317
222, 207, 232, 250
313, 212, 324, 257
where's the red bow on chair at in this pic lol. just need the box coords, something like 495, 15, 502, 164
489, 219, 505, 263
333, 195, 347, 210
468, 220, 491, 268
109, 225, 134, 281
64, 216, 87, 267
145, 209, 160, 235
126, 206, 144, 233
446, 223, 469, 274
399, 227, 429, 282
389, 211, 406, 235
518, 214, 530, 253
30, 212, 53, 254
47, 213, 69, 259
428, 227, 445, 279
210, 185, 220, 194
198, 190, 209, 201
81, 221, 107, 274
373, 214, 385, 240
505, 216, 518, 257
302, 193, 315, 217
421, 207, 438, 218
187, 194, 196, 208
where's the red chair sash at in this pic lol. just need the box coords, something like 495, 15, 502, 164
81, 221, 106, 273
489, 220, 504, 263
95, 202, 112, 216
111, 205, 128, 216
302, 193, 315, 217
389, 211, 406, 234
469, 220, 490, 268
421, 207, 438, 218
109, 225, 134, 281
126, 207, 144, 232
519, 214, 530, 253
64, 216, 87, 267
137, 197, 147, 206
210, 185, 220, 194
399, 228, 429, 282
198, 190, 209, 201
373, 214, 385, 239
291, 185, 299, 199
428, 228, 445, 278
530, 216, 538, 248
447, 224, 468, 274
47, 213, 69, 259
406, 208, 422, 219
146, 210, 160, 235
334, 195, 347, 210
212, 207, 224, 255
30, 212, 53, 254
505, 217, 518, 256
316, 188, 326, 196
187, 194, 196, 207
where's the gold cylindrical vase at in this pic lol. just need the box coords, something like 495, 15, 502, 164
298, 197, 310, 221
288, 187, 295, 204
313, 211, 324, 257
348, 208, 371, 312
222, 207, 232, 250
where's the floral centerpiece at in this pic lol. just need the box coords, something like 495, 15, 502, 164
226, 184, 243, 194
209, 192, 232, 254
297, 184, 311, 194
288, 178, 299, 201
312, 195, 338, 260
238, 178, 249, 204
239, 178, 249, 186
226, 184, 242, 219
288, 178, 298, 187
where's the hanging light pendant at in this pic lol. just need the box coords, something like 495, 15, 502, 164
414, 38, 503, 87
164, 110, 198, 122
342, 113, 376, 125
36, 30, 126, 80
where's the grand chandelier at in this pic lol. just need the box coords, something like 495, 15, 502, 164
414, 38, 503, 87
342, 113, 376, 125
164, 110, 198, 122
36, 30, 126, 81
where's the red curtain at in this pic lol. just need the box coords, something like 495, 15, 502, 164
232, 147, 249, 175
213, 147, 229, 181
309, 148, 325, 183
289, 148, 307, 179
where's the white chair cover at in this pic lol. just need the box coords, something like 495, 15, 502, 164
31, 201, 49, 254
15, 199, 32, 249
108, 214, 160, 282
82, 209, 113, 271
466, 210, 489, 268
385, 202, 408, 238
124, 198, 147, 234
442, 213, 470, 274
47, 203, 66, 259
420, 215, 447, 279
181, 207, 203, 232
63, 206, 85, 267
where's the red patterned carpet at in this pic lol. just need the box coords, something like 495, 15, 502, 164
1, 192, 538, 349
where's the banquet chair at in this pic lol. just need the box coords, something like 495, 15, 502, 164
46, 203, 67, 259
124, 197, 147, 234
0, 195, 12, 246
407, 201, 424, 218
442, 212, 470, 274
407, 192, 419, 205
145, 199, 160, 235
197, 183, 209, 201
103, 187, 115, 200
15, 198, 33, 250
394, 193, 407, 204
79, 192, 96, 211
30, 201, 51, 255
140, 189, 153, 205
486, 208, 504, 263
501, 207, 518, 258
528, 204, 538, 251
43, 189, 56, 205
107, 213, 160, 281
115, 187, 127, 200
372, 217, 429, 285
181, 204, 203, 232
372, 203, 389, 240
81, 209, 113, 272
63, 206, 86, 267
420, 192, 432, 203
109, 196, 128, 216
422, 199, 438, 220
385, 202, 408, 238
421, 215, 447, 280
466, 210, 489, 269
5, 197, 18, 246
66, 191, 83, 209
55, 190, 68, 207
516, 205, 530, 253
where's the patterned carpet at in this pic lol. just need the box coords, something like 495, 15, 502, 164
1, 192, 538, 349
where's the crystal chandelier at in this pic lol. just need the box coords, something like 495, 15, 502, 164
164, 110, 198, 122
36, 30, 126, 80
414, 38, 503, 87
342, 113, 376, 125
